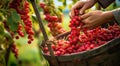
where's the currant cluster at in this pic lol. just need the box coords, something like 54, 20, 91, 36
11, 44, 18, 58
40, 2, 50, 14
68, 10, 84, 45
9, 0, 34, 44
45, 14, 59, 22
40, 2, 66, 36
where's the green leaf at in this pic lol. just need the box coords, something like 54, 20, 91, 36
58, 6, 65, 12
63, 0, 66, 6
10, 10, 21, 23
72, 0, 78, 4
6, 10, 20, 31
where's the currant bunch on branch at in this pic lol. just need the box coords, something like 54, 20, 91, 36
40, 2, 66, 36
9, 0, 34, 44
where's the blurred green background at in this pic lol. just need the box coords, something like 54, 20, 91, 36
7, 0, 120, 66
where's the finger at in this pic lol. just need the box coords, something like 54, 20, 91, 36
69, 12, 72, 18
80, 13, 90, 20
70, 1, 84, 17
82, 25, 93, 30
82, 25, 89, 29
79, 4, 88, 14
83, 17, 94, 23
81, 17, 92, 24
82, 19, 88, 24
70, 8, 75, 17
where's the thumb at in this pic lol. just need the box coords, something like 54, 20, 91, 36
80, 5, 88, 14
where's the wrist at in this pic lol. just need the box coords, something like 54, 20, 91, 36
102, 11, 114, 22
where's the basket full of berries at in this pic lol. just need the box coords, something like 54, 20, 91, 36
30, 0, 120, 66
42, 24, 120, 66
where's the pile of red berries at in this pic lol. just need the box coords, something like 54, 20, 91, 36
9, 0, 34, 44
43, 39, 70, 56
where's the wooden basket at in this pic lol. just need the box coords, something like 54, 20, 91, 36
42, 32, 120, 66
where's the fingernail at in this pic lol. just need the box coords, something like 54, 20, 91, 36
80, 11, 83, 14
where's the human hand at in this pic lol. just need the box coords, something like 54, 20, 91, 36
69, 0, 97, 18
80, 10, 114, 29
